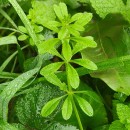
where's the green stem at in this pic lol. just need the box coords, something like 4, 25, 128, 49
65, 63, 72, 91
8, 0, 38, 45
71, 96, 84, 130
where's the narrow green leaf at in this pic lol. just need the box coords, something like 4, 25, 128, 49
43, 21, 60, 32
72, 36, 97, 55
41, 96, 63, 117
0, 8, 17, 29
62, 39, 72, 62
0, 35, 17, 46
70, 23, 85, 32
62, 96, 73, 120
0, 45, 28, 72
77, 90, 102, 104
37, 38, 60, 54
68, 26, 80, 36
70, 13, 84, 23
75, 95, 93, 116
71, 59, 97, 70
59, 2, 68, 17
58, 27, 69, 40
40, 62, 66, 89
8, 0, 38, 45
66, 63, 79, 89
53, 4, 64, 21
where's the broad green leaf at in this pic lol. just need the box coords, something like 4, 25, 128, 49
28, 1, 56, 24
0, 55, 42, 121
59, 2, 68, 17
72, 36, 97, 55
46, 122, 79, 130
62, 39, 72, 62
75, 95, 93, 116
90, 0, 124, 18
0, 35, 17, 45
58, 27, 69, 40
109, 120, 127, 130
117, 104, 130, 124
15, 82, 64, 130
40, 62, 66, 89
66, 63, 79, 89
71, 59, 97, 70
41, 96, 63, 117
62, 96, 73, 120
82, 17, 130, 95
53, 4, 64, 21
90, 0, 130, 23
37, 38, 60, 54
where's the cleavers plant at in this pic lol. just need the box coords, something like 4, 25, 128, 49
37, 3, 97, 130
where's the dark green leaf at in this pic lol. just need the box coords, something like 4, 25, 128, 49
15, 82, 63, 130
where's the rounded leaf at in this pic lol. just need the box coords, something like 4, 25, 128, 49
75, 95, 93, 116
41, 96, 63, 117
62, 96, 73, 120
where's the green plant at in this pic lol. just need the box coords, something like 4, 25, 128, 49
1, 0, 130, 130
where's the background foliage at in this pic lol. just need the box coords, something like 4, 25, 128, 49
0, 0, 130, 130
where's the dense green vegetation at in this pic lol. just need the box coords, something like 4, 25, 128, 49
0, 0, 130, 130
